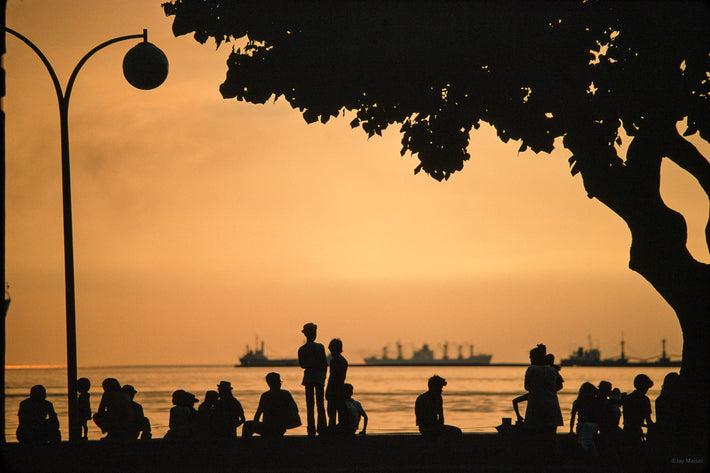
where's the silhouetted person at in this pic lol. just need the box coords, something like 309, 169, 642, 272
597, 380, 621, 458
512, 353, 559, 426
648, 372, 682, 460
16, 385, 61, 445
298, 322, 328, 436
243, 372, 301, 437
570, 382, 601, 457
415, 375, 462, 438
653, 372, 681, 435
326, 338, 348, 431
122, 384, 151, 440
165, 389, 198, 440
77, 377, 92, 441
523, 344, 563, 435
93, 378, 134, 441
344, 383, 368, 435
195, 390, 220, 440
622, 374, 654, 451
215, 381, 245, 438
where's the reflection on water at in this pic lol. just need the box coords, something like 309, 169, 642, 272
4, 365, 678, 439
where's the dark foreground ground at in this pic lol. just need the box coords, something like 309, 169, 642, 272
2, 433, 707, 473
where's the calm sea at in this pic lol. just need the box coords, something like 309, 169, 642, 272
4, 365, 678, 441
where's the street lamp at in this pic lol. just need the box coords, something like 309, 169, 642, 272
4, 27, 168, 442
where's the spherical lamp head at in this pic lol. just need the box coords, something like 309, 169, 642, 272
122, 41, 169, 90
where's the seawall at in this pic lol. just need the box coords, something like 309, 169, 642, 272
2, 433, 706, 473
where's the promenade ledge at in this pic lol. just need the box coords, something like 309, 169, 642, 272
2, 433, 706, 473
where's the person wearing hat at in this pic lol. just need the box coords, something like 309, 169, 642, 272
415, 375, 461, 438
121, 384, 151, 440
215, 380, 245, 438
622, 373, 655, 449
298, 323, 328, 436
165, 389, 198, 440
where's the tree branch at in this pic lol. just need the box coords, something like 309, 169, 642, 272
663, 130, 710, 253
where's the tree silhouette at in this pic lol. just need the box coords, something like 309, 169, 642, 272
163, 0, 709, 438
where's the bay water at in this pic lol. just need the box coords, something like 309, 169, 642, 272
4, 365, 677, 441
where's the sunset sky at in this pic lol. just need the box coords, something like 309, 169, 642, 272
4, 0, 708, 366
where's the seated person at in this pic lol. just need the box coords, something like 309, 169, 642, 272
415, 375, 462, 437
16, 385, 61, 444
243, 372, 300, 437
122, 384, 152, 440
344, 383, 368, 435
165, 389, 198, 440
93, 378, 134, 441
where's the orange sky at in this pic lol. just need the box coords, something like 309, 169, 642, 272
4, 1, 708, 366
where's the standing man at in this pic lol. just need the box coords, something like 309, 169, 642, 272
298, 323, 328, 437
415, 375, 462, 438
215, 380, 245, 438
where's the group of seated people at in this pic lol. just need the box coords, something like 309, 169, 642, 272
16, 371, 368, 444
165, 373, 368, 440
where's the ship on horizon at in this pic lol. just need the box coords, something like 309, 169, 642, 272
561, 336, 681, 367
364, 342, 492, 366
236, 338, 299, 367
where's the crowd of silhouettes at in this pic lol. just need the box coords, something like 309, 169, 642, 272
504, 343, 685, 465
15, 337, 683, 459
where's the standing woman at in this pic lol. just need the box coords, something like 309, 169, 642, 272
326, 338, 348, 430
523, 344, 564, 435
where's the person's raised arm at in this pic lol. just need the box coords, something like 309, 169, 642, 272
512, 394, 527, 423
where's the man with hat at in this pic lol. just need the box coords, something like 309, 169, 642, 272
298, 323, 328, 436
121, 384, 152, 440
215, 380, 245, 438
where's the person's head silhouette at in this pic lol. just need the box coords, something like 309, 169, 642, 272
529, 344, 547, 365
328, 338, 343, 355
29, 385, 46, 401
633, 374, 654, 393
302, 322, 317, 341
428, 375, 447, 394
77, 378, 91, 394
265, 372, 282, 390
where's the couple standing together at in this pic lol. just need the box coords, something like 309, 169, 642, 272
298, 322, 349, 437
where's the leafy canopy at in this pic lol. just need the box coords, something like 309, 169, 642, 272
163, 0, 710, 181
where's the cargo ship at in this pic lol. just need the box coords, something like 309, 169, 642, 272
236, 339, 299, 367
364, 342, 492, 366
561, 337, 681, 367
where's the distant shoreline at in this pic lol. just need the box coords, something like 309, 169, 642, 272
7, 362, 684, 369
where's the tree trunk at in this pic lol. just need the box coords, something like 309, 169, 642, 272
576, 122, 710, 446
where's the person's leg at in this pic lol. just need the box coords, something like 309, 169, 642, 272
327, 397, 337, 428
305, 385, 316, 437
315, 384, 327, 434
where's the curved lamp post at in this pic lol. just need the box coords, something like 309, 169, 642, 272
5, 27, 168, 442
